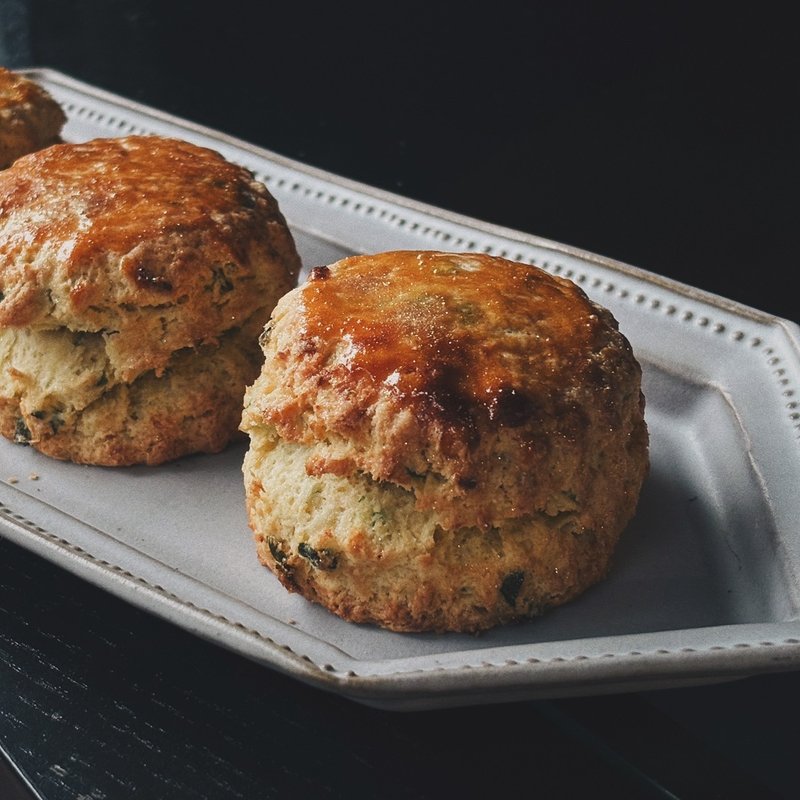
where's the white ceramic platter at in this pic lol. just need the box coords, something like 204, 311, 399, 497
2, 69, 799, 710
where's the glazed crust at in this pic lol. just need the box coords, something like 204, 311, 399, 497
0, 134, 301, 465
241, 251, 649, 632
0, 67, 66, 169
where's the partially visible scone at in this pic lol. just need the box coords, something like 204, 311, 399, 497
241, 250, 649, 633
0, 134, 301, 465
0, 67, 66, 168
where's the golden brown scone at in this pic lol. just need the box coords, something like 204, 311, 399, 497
0, 67, 66, 169
241, 250, 649, 633
0, 134, 301, 465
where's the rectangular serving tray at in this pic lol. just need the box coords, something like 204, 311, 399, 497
2, 68, 799, 710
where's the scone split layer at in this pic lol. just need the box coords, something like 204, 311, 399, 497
241, 250, 649, 633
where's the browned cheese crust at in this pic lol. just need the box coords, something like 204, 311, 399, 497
241, 250, 649, 633
0, 134, 301, 465
0, 67, 66, 169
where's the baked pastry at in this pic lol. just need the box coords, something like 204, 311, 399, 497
0, 134, 301, 465
0, 67, 66, 168
241, 250, 649, 633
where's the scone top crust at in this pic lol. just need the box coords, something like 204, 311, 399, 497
0, 66, 61, 112
243, 250, 649, 531
0, 135, 301, 379
0, 67, 66, 168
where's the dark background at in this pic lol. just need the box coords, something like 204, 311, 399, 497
1, 2, 799, 798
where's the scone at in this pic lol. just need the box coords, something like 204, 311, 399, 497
241, 250, 649, 633
0, 67, 66, 168
0, 134, 301, 465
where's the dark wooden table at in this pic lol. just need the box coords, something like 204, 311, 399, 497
1, 4, 798, 798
